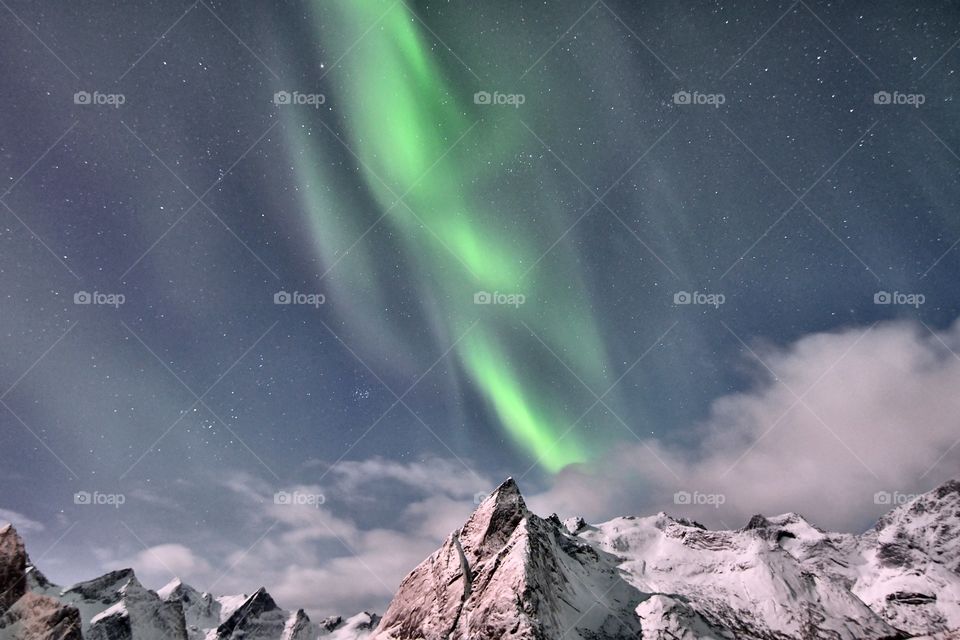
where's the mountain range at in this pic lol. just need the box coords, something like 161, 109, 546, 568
2, 477, 959, 639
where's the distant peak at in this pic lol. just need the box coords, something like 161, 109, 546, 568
156, 577, 184, 601
935, 478, 960, 498
247, 586, 278, 609
217, 586, 280, 636
743, 514, 770, 530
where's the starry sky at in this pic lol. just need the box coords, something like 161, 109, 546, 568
2, 0, 960, 618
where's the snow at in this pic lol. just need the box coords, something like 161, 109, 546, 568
371, 478, 960, 639
3, 477, 960, 639
156, 577, 183, 601
216, 593, 250, 623
89, 600, 127, 625
374, 478, 643, 639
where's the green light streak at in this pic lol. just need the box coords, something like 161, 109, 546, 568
291, 0, 616, 471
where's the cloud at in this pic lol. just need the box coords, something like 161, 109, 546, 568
329, 457, 485, 499
116, 543, 213, 588
104, 462, 493, 618
529, 318, 960, 532
79, 317, 960, 618
0, 509, 45, 534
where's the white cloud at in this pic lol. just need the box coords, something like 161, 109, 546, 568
529, 318, 960, 532
0, 509, 45, 534
103, 463, 492, 619
80, 318, 960, 620
117, 543, 213, 589
329, 457, 485, 499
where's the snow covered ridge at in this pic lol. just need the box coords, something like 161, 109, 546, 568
373, 477, 960, 640
0, 524, 378, 640
2, 478, 959, 639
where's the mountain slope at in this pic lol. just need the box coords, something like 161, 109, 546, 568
3, 478, 959, 639
0, 525, 371, 640
374, 478, 960, 640
853, 480, 960, 635
374, 478, 643, 640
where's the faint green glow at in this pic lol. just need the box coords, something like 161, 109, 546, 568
290, 0, 615, 471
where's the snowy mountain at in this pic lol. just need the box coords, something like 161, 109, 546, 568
2, 478, 959, 639
374, 478, 642, 640
372, 477, 960, 640
0, 524, 375, 640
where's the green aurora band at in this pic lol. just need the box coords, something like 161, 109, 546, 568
289, 0, 620, 472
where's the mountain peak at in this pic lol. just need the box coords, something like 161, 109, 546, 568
64, 568, 139, 601
215, 586, 283, 638
156, 577, 185, 601
458, 478, 527, 562
934, 477, 960, 498
489, 476, 524, 507
0, 523, 27, 615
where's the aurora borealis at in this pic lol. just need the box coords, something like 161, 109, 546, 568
2, 0, 960, 618
294, 0, 620, 471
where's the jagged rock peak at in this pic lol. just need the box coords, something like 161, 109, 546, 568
935, 478, 960, 497
156, 577, 185, 600
487, 477, 525, 510
216, 586, 281, 637
743, 514, 770, 530
64, 568, 139, 599
0, 524, 27, 615
458, 477, 528, 562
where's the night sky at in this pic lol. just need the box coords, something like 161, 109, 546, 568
2, 0, 959, 617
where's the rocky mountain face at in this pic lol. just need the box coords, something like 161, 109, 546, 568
2, 478, 959, 639
372, 478, 960, 640
0, 524, 82, 640
0, 524, 376, 640
375, 478, 641, 640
